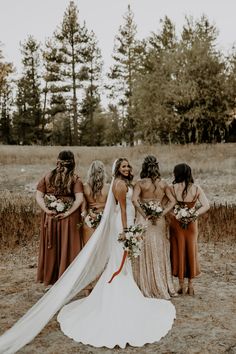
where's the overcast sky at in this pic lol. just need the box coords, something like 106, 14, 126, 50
0, 0, 235, 73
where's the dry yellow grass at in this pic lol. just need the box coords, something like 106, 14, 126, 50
0, 143, 234, 176
0, 144, 235, 248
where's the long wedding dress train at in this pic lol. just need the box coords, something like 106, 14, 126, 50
0, 182, 175, 353
58, 187, 175, 348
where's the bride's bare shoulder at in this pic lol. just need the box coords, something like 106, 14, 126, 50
113, 179, 127, 193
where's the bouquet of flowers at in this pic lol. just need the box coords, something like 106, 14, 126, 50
118, 224, 147, 260
173, 204, 198, 229
84, 209, 103, 229
140, 201, 163, 224
108, 223, 147, 284
44, 194, 73, 214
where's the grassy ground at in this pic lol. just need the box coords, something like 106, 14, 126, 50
0, 144, 235, 353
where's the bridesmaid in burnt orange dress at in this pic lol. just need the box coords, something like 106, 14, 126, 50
81, 160, 109, 296
170, 163, 209, 295
81, 160, 109, 245
36, 150, 84, 286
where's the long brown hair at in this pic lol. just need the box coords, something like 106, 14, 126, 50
113, 158, 133, 185
49, 150, 76, 195
173, 163, 194, 199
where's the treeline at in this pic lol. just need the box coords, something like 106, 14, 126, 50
0, 2, 236, 146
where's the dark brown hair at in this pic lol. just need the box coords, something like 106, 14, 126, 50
173, 163, 194, 199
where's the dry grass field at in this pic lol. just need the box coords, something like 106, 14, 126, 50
0, 144, 235, 354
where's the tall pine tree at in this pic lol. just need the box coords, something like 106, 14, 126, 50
108, 5, 140, 145
14, 36, 42, 144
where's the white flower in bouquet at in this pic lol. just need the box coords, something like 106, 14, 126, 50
49, 201, 58, 208
118, 223, 147, 260
84, 209, 103, 229
140, 201, 163, 225
173, 204, 198, 229
84, 214, 93, 228
56, 202, 66, 212
44, 195, 72, 214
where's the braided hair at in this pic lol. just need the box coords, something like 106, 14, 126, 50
49, 150, 76, 195
140, 155, 160, 186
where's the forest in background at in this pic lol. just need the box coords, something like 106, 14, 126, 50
0, 1, 236, 146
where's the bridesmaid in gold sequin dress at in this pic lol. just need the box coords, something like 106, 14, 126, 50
132, 155, 177, 299
169, 163, 210, 295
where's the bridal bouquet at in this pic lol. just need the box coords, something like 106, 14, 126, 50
173, 204, 198, 229
84, 209, 103, 229
108, 224, 146, 284
140, 201, 163, 224
118, 224, 147, 260
44, 194, 73, 213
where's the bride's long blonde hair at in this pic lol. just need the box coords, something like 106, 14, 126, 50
87, 160, 107, 199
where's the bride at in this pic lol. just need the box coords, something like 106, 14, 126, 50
0, 158, 175, 353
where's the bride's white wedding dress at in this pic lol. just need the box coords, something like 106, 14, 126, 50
58, 187, 175, 348
0, 181, 175, 353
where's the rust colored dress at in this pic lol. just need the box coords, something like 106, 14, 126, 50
82, 183, 109, 246
170, 187, 200, 280
36, 174, 83, 285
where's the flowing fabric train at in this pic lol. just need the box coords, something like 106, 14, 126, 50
0, 182, 116, 354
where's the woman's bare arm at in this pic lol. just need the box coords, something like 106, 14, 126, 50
55, 192, 84, 219
35, 190, 56, 216
132, 182, 147, 219
162, 185, 176, 216
195, 186, 210, 216
113, 180, 128, 230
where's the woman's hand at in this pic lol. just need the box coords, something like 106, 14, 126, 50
54, 211, 70, 220
45, 209, 57, 217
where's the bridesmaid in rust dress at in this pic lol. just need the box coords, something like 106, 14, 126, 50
81, 160, 109, 296
36, 150, 84, 286
132, 155, 177, 299
81, 160, 109, 245
170, 163, 210, 295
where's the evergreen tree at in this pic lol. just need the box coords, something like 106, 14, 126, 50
170, 16, 228, 143
54, 1, 91, 145
225, 50, 236, 142
79, 30, 103, 144
133, 17, 177, 143
42, 38, 72, 144
0, 47, 13, 143
108, 5, 140, 145
14, 36, 42, 144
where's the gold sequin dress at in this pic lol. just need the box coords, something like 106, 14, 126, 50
132, 199, 176, 299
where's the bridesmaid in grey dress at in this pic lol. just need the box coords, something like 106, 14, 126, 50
132, 155, 177, 299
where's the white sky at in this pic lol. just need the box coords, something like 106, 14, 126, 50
0, 0, 235, 74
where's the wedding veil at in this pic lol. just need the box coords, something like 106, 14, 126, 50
0, 163, 117, 354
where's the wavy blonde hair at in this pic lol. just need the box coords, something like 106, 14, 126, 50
87, 160, 107, 199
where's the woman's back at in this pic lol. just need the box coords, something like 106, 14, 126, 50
83, 183, 110, 211
137, 178, 167, 203
171, 183, 199, 205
